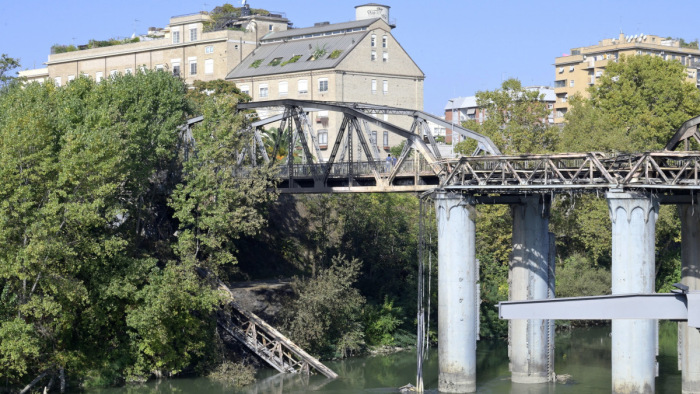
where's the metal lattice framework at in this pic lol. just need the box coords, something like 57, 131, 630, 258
184, 102, 700, 194
441, 151, 700, 192
232, 99, 501, 192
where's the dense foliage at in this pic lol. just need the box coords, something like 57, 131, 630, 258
0, 54, 20, 88
0, 72, 275, 390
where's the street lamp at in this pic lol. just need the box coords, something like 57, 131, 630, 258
448, 99, 456, 158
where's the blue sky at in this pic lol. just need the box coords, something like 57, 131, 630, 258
2, 0, 699, 115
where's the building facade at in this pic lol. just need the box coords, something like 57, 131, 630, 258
444, 86, 555, 143
19, 7, 290, 86
225, 4, 425, 156
553, 33, 700, 123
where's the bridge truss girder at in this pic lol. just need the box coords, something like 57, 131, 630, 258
238, 99, 456, 192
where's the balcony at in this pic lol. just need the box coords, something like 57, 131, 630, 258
554, 80, 567, 88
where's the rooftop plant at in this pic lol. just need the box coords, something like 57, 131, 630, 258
329, 49, 343, 59
280, 55, 301, 66
268, 58, 282, 66
250, 59, 263, 68
309, 44, 327, 61
203, 3, 272, 32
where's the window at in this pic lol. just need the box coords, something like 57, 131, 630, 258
172, 31, 180, 44
383, 52, 388, 62
383, 131, 389, 148
318, 78, 328, 92
569, 79, 574, 87
67, 75, 75, 82
298, 79, 308, 94
382, 35, 387, 48
125, 68, 133, 75
54, 77, 61, 86
279, 81, 288, 96
205, 45, 214, 54
569, 66, 574, 71
371, 79, 377, 94
595, 70, 603, 78
554, 79, 566, 88
383, 114, 388, 121
371, 130, 377, 145
382, 80, 388, 94
547, 103, 553, 109
189, 28, 197, 42
259, 84, 268, 98
204, 59, 214, 74
189, 61, 196, 75
371, 34, 376, 47
96, 71, 103, 82
155, 64, 164, 71
110, 70, 118, 77
172, 61, 181, 77
318, 129, 328, 148
240, 84, 250, 95
269, 24, 273, 31
371, 51, 376, 61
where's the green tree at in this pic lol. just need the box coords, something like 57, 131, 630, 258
560, 54, 700, 152
0, 54, 20, 88
456, 79, 559, 155
0, 70, 272, 388
283, 255, 365, 358
171, 92, 278, 279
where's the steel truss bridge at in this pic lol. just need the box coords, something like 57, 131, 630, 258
183, 100, 700, 195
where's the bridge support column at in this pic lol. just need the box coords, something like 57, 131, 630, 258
509, 196, 555, 384
435, 191, 477, 393
607, 191, 659, 394
679, 202, 700, 393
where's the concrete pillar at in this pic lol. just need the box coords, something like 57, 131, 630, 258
435, 192, 478, 393
679, 203, 700, 393
607, 191, 659, 394
509, 195, 555, 384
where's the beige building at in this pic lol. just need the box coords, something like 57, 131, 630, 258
226, 4, 425, 154
19, 6, 289, 86
553, 33, 700, 123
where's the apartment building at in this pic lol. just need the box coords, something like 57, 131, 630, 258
444, 86, 555, 143
19, 5, 290, 86
225, 4, 425, 155
553, 33, 700, 123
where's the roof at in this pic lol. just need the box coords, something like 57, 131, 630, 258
355, 3, 390, 8
226, 30, 367, 79
445, 87, 555, 111
445, 96, 477, 111
261, 18, 378, 42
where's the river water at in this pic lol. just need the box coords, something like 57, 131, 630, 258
87, 323, 681, 393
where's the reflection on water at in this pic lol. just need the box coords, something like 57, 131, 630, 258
85, 323, 682, 393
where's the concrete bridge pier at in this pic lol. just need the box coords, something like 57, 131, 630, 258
435, 191, 478, 393
607, 191, 659, 394
509, 195, 555, 384
679, 202, 700, 393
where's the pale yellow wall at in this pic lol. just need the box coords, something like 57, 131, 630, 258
553, 34, 700, 123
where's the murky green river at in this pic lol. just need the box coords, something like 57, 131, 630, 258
86, 323, 681, 393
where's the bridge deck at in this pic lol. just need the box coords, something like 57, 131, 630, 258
275, 152, 700, 194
